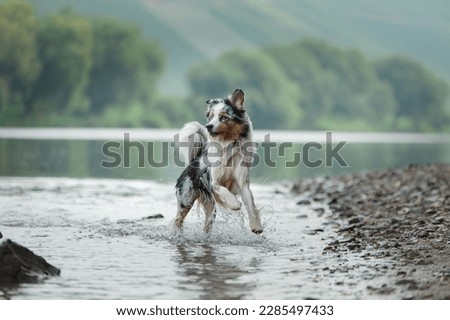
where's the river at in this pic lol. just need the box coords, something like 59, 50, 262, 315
0, 129, 449, 299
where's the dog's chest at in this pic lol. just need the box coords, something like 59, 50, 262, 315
207, 142, 241, 188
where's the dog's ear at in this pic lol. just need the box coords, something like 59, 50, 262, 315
205, 100, 213, 118
229, 89, 245, 110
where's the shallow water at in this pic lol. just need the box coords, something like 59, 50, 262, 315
1, 177, 397, 299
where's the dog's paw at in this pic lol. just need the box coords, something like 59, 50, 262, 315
222, 193, 241, 210
251, 229, 263, 234
228, 199, 242, 211
250, 219, 263, 234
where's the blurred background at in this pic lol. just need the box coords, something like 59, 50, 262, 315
0, 0, 449, 181
1, 0, 449, 131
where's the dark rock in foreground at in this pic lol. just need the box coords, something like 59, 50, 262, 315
0, 239, 60, 286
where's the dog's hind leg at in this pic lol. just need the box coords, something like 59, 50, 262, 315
174, 204, 192, 230
199, 196, 216, 233
174, 181, 197, 230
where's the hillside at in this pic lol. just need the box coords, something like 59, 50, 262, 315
26, 0, 450, 95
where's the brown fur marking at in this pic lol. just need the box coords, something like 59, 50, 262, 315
217, 174, 236, 190
215, 121, 244, 142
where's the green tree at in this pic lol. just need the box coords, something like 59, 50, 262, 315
265, 40, 334, 126
375, 56, 449, 131
26, 10, 93, 115
188, 51, 302, 129
87, 18, 165, 113
0, 1, 40, 112
266, 39, 398, 129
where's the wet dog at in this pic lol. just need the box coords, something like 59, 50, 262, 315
174, 89, 263, 234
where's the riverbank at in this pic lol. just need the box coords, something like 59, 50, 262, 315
291, 164, 450, 299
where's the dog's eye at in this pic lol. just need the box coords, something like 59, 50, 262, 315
219, 115, 228, 122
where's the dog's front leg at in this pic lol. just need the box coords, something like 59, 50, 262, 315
212, 184, 241, 211
240, 186, 263, 234
210, 167, 241, 210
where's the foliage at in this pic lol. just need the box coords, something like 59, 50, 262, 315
375, 56, 449, 131
0, 1, 165, 126
87, 18, 165, 114
0, 1, 448, 132
27, 9, 93, 115
264, 39, 398, 128
189, 51, 302, 129
188, 39, 448, 131
0, 0, 40, 112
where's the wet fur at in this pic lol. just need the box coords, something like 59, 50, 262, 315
174, 89, 263, 234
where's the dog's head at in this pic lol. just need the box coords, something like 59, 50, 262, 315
205, 89, 249, 141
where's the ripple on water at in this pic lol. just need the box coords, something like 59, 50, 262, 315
1, 177, 397, 299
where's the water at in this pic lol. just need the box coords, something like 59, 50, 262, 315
1, 129, 449, 299
1, 177, 394, 299
1, 129, 449, 182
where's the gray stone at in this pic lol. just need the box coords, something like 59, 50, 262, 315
0, 239, 60, 286
142, 214, 164, 219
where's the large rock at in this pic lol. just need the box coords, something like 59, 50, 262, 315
0, 239, 60, 286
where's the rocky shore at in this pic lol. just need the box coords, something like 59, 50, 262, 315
292, 164, 450, 299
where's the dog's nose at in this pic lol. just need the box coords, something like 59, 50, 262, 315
206, 124, 213, 131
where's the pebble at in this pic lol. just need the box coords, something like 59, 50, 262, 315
346, 244, 360, 250
415, 259, 433, 265
395, 279, 417, 286
348, 217, 362, 224
398, 207, 410, 214
297, 199, 311, 205
417, 231, 429, 238
432, 216, 445, 224
313, 208, 325, 214
142, 214, 164, 219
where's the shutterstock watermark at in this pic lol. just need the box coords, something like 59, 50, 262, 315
101, 132, 348, 169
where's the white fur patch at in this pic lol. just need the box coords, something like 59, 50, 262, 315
175, 122, 208, 165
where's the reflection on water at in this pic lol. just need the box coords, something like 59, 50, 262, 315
1, 137, 449, 182
175, 244, 255, 300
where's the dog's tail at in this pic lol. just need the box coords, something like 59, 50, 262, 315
175, 121, 208, 165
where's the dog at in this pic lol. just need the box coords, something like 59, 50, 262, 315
174, 89, 263, 234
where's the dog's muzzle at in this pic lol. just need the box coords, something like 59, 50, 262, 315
206, 124, 214, 134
